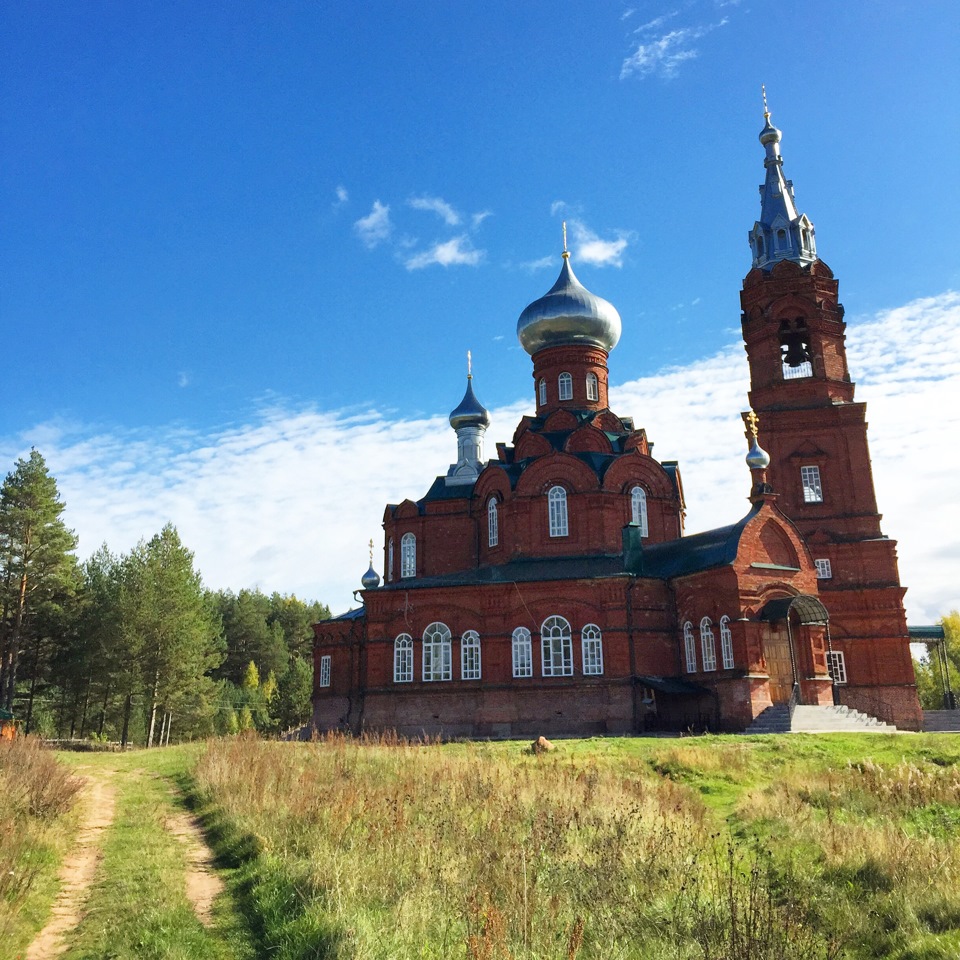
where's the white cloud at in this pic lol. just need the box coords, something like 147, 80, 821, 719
621, 17, 728, 80
404, 235, 484, 270
472, 210, 493, 229
409, 195, 461, 226
354, 200, 392, 248
334, 185, 349, 207
4, 292, 957, 623
177, 372, 190, 388
521, 255, 556, 272
550, 200, 568, 217
570, 220, 631, 267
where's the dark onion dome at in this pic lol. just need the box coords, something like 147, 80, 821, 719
449, 376, 491, 429
517, 253, 622, 356
361, 562, 381, 589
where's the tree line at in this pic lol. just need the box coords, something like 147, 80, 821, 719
0, 449, 329, 745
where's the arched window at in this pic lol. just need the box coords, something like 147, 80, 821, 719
487, 497, 499, 547
461, 630, 481, 680
630, 486, 648, 537
581, 624, 603, 675
700, 617, 717, 672
776, 228, 787, 247
387, 538, 394, 582
393, 634, 413, 683
683, 621, 697, 673
558, 372, 573, 401
512, 627, 532, 678
586, 372, 599, 402
548, 486, 568, 537
541, 615, 573, 677
422, 622, 452, 681
757, 234, 765, 256
538, 378, 547, 405
720, 615, 734, 670
400, 533, 416, 578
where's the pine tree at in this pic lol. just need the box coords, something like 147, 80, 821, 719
0, 450, 78, 712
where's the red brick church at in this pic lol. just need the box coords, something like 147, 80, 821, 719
312, 104, 921, 735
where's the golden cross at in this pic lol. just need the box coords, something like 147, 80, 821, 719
368, 538, 374, 562
745, 410, 760, 438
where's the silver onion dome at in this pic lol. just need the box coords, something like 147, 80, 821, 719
361, 562, 381, 590
449, 376, 491, 430
746, 438, 771, 470
517, 254, 622, 356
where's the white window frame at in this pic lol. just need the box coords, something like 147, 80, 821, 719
487, 497, 499, 547
586, 372, 598, 401
387, 538, 394, 582
422, 622, 452, 682
683, 621, 697, 673
461, 630, 481, 681
581, 624, 603, 676
827, 650, 847, 685
815, 558, 832, 579
319, 655, 331, 687
541, 616, 573, 677
558, 372, 573, 401
630, 486, 649, 537
548, 486, 568, 537
400, 532, 416, 578
720, 615, 734, 670
512, 627, 533, 678
393, 634, 413, 683
801, 465, 823, 503
700, 617, 717, 672
538, 378, 547, 406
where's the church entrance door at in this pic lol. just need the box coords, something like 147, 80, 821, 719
763, 625, 795, 703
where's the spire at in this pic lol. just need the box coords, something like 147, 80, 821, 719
446, 354, 490, 486
748, 87, 817, 271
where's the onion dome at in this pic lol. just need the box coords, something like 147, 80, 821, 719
360, 539, 381, 590
517, 253, 622, 356
746, 438, 771, 470
449, 376, 490, 430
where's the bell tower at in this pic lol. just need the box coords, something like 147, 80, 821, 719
739, 94, 920, 729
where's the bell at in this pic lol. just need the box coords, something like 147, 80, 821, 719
781, 335, 810, 368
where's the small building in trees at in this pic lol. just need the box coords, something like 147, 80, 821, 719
312, 103, 922, 735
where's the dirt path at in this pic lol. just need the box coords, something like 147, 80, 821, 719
164, 808, 224, 925
26, 770, 117, 960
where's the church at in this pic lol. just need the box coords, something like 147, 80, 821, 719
311, 103, 922, 735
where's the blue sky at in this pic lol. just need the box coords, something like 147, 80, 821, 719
2, 2, 959, 620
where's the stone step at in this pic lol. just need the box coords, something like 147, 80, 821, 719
744, 703, 898, 735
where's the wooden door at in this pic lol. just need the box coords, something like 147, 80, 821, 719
763, 626, 794, 703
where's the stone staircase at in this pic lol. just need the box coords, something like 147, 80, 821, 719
744, 703, 898, 734
922, 710, 960, 733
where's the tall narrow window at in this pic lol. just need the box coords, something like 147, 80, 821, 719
630, 486, 649, 537
581, 624, 604, 675
387, 538, 394, 582
461, 630, 481, 681
720, 615, 734, 670
538, 378, 547, 405
548, 486, 568, 537
586, 372, 599, 401
512, 627, 533, 678
815, 558, 832, 579
487, 497, 499, 547
541, 616, 573, 677
393, 634, 413, 683
400, 532, 416, 578
319, 655, 331, 687
422, 622, 452, 681
683, 622, 697, 673
827, 650, 847, 685
558, 372, 573, 401
801, 465, 823, 503
700, 617, 717, 671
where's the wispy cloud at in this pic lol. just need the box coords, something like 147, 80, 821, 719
404, 235, 484, 270
5, 293, 957, 621
570, 220, 631, 267
409, 195, 461, 226
621, 12, 729, 80
177, 372, 190, 388
521, 255, 556, 272
354, 200, 392, 248
333, 185, 349, 208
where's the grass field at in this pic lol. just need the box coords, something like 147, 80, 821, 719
190, 732, 960, 960
7, 732, 960, 960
